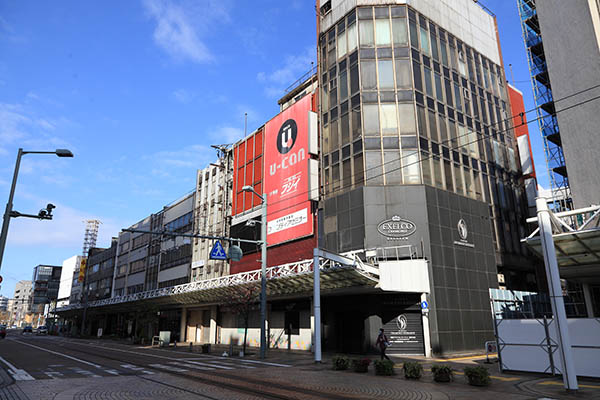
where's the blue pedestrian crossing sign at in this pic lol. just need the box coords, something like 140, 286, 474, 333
210, 240, 227, 260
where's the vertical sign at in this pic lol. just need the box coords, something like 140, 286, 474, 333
78, 258, 87, 283
264, 95, 314, 246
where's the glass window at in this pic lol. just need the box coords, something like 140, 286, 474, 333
454, 163, 464, 195
474, 171, 483, 201
361, 61, 377, 90
363, 104, 380, 136
322, 125, 330, 153
339, 71, 348, 101
341, 114, 350, 145
508, 147, 517, 172
394, 59, 411, 89
398, 103, 417, 134
434, 73, 443, 102
417, 105, 427, 138
432, 156, 443, 188
352, 108, 362, 138
347, 23, 358, 52
378, 60, 394, 89
421, 152, 432, 185
380, 104, 398, 134
464, 167, 475, 198
420, 27, 430, 55
409, 19, 418, 48
392, 18, 408, 45
332, 163, 340, 191
403, 149, 421, 183
444, 79, 453, 107
337, 32, 347, 59
384, 150, 402, 184
428, 110, 438, 141
424, 67, 433, 97
438, 114, 448, 143
412, 61, 422, 92
375, 19, 391, 46
343, 159, 352, 188
444, 160, 454, 192
354, 154, 364, 185
331, 119, 339, 149
359, 20, 374, 46
430, 31, 439, 61
350, 64, 359, 94
454, 83, 462, 112
440, 40, 448, 66
365, 151, 384, 184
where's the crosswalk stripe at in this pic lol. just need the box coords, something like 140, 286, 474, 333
149, 363, 188, 372
185, 360, 234, 370
120, 364, 154, 375
237, 359, 291, 367
104, 369, 120, 375
168, 361, 215, 371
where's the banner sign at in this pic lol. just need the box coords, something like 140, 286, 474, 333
78, 258, 87, 283
264, 95, 313, 246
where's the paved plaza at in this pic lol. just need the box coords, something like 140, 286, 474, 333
0, 333, 598, 399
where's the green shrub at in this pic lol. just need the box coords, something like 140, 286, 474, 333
464, 366, 491, 386
374, 359, 395, 376
431, 364, 453, 382
351, 358, 371, 373
403, 361, 423, 379
331, 355, 350, 371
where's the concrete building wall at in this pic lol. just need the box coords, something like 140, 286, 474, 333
321, 0, 500, 64
536, 0, 600, 208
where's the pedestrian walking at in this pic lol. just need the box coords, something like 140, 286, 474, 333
376, 328, 390, 360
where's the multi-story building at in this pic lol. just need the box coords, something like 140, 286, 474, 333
518, 0, 600, 210
12, 280, 32, 327
58, 255, 83, 307
191, 153, 233, 282
0, 296, 8, 311
113, 216, 151, 297
317, 0, 533, 353
30, 265, 62, 314
84, 239, 118, 301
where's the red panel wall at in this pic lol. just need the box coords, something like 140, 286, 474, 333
508, 85, 536, 179
232, 128, 265, 216
229, 234, 317, 275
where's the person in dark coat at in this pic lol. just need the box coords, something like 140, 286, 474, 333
376, 328, 390, 360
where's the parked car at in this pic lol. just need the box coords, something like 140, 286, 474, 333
0, 325, 6, 338
36, 326, 48, 335
22, 326, 33, 334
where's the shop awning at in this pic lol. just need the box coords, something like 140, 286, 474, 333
56, 252, 380, 316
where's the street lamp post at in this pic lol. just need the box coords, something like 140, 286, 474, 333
0, 148, 74, 272
242, 185, 267, 359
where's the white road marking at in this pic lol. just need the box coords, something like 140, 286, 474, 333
70, 367, 101, 378
44, 371, 64, 379
0, 355, 35, 381
104, 369, 120, 375
168, 361, 215, 371
10, 339, 103, 369
185, 360, 234, 370
237, 359, 291, 367
149, 363, 188, 372
121, 364, 154, 374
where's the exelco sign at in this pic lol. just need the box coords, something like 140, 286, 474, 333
264, 95, 314, 246
377, 216, 417, 239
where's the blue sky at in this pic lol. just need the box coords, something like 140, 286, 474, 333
0, 0, 546, 297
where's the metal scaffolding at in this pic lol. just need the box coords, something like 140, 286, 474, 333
517, 0, 571, 211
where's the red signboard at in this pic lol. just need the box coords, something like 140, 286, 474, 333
263, 95, 313, 246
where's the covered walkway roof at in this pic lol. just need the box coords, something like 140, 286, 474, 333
522, 205, 600, 284
56, 250, 381, 316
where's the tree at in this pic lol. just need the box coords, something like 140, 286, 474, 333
226, 284, 259, 356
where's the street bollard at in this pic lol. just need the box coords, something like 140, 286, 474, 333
189, 342, 193, 352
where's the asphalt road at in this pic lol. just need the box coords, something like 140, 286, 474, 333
0, 330, 315, 400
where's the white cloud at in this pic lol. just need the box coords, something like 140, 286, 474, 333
257, 46, 316, 97
7, 202, 121, 249
212, 125, 244, 143
146, 143, 213, 171
143, 0, 231, 64
0, 103, 30, 144
171, 88, 195, 104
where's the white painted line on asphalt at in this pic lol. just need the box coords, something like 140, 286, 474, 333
236, 359, 292, 367
185, 360, 234, 370
78, 343, 179, 361
168, 361, 215, 371
70, 367, 101, 378
11, 339, 103, 369
121, 364, 155, 374
104, 369, 120, 375
44, 371, 64, 379
149, 363, 188, 372
0, 355, 35, 381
